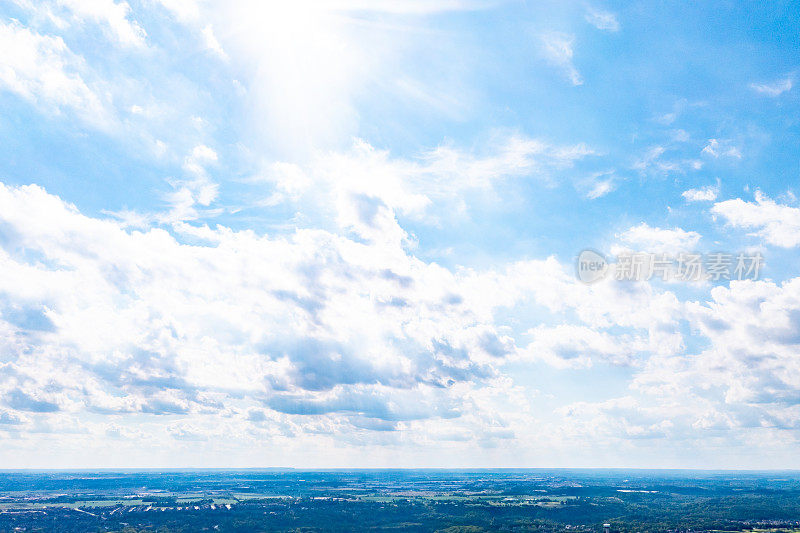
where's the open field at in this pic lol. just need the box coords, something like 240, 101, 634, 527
1, 470, 800, 532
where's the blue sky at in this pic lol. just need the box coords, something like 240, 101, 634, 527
1, 0, 800, 468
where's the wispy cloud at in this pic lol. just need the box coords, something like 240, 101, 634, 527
585, 7, 619, 32
540, 32, 583, 86
580, 171, 616, 199
701, 138, 742, 159
585, 178, 614, 199
750, 77, 793, 97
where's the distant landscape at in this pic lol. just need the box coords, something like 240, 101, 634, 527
2, 470, 800, 532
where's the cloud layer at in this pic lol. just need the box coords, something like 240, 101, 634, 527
1, 0, 800, 469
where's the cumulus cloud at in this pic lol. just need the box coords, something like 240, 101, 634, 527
0, 173, 784, 465
617, 222, 701, 254
0, 180, 691, 454
0, 20, 112, 127
558, 396, 679, 441
5, 389, 60, 413
682, 184, 719, 202
629, 278, 800, 433
521, 324, 647, 368
0, 182, 533, 437
167, 144, 220, 219
712, 191, 800, 247
551, 276, 800, 453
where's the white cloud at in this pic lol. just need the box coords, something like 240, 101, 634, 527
585, 7, 619, 32
0, 180, 689, 461
617, 223, 701, 254
540, 32, 583, 86
0, 14, 214, 172
586, 179, 614, 199
682, 184, 719, 202
581, 172, 615, 199
201, 24, 226, 58
750, 77, 793, 97
0, 182, 530, 436
416, 135, 595, 192
629, 278, 800, 436
702, 138, 742, 159
712, 191, 800, 247
0, 21, 112, 127
551, 273, 800, 456
153, 144, 221, 223
250, 135, 595, 233
520, 324, 646, 369
633, 145, 665, 171
557, 397, 680, 441
670, 129, 690, 142
6, 160, 782, 465
56, 0, 146, 47
633, 145, 703, 176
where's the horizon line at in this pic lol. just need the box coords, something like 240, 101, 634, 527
2, 467, 800, 473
